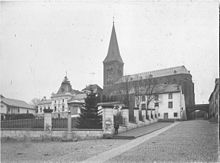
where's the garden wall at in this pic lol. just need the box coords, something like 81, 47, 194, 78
1, 129, 103, 141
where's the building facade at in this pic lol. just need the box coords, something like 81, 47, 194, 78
37, 77, 102, 118
37, 76, 85, 117
209, 78, 219, 120
103, 23, 195, 119
135, 84, 186, 120
0, 95, 35, 115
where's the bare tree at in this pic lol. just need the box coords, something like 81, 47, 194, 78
133, 75, 158, 119
30, 98, 41, 113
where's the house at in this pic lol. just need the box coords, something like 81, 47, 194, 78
134, 84, 186, 120
37, 76, 102, 118
209, 78, 219, 120
0, 95, 35, 115
37, 76, 84, 118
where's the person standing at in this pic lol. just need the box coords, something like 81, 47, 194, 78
114, 120, 119, 135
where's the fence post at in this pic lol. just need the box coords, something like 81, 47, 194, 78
66, 111, 72, 140
44, 111, 52, 131
102, 104, 114, 138
133, 107, 139, 124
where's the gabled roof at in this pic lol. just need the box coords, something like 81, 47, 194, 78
117, 65, 190, 83
1, 97, 34, 109
103, 23, 123, 64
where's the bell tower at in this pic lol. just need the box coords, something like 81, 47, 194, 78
103, 22, 124, 87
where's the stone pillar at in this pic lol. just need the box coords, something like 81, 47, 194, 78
147, 110, 152, 121
142, 109, 146, 122
102, 105, 114, 138
44, 112, 52, 131
66, 111, 72, 140
133, 108, 139, 124
121, 107, 129, 126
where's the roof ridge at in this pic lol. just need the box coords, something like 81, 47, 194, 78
123, 65, 187, 77
3, 97, 28, 103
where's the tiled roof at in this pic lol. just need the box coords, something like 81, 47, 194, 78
117, 65, 190, 83
151, 84, 181, 94
103, 24, 123, 64
1, 97, 34, 109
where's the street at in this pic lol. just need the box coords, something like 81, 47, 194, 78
107, 120, 218, 162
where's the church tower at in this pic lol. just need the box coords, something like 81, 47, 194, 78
103, 23, 124, 88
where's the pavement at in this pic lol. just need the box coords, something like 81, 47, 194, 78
113, 122, 173, 139
107, 120, 218, 162
82, 122, 179, 163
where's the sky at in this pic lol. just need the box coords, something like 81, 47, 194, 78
0, 0, 219, 104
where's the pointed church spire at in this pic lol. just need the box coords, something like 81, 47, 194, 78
103, 22, 123, 64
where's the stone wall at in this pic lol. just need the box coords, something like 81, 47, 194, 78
1, 129, 103, 141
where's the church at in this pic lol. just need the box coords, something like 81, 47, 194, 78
103, 23, 195, 119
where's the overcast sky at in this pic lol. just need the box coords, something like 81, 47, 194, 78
0, 0, 219, 104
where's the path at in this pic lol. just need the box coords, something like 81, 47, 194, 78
82, 122, 179, 163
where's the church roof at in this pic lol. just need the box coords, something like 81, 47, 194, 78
1, 96, 34, 109
117, 65, 190, 83
103, 23, 123, 64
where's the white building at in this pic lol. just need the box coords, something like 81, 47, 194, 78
0, 95, 35, 115
37, 76, 86, 118
135, 84, 186, 120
